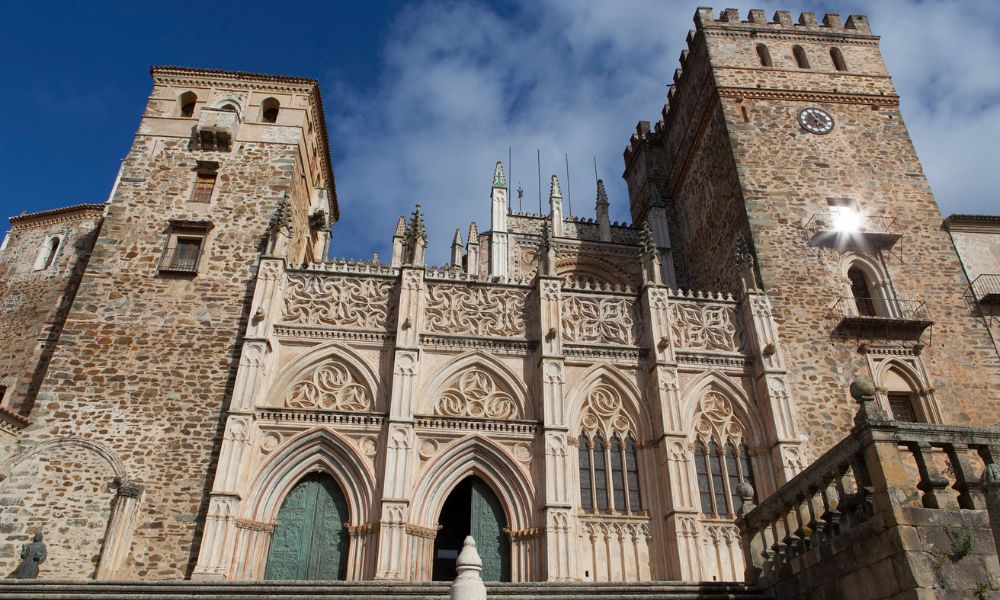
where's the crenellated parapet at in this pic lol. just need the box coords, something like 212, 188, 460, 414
693, 8, 872, 36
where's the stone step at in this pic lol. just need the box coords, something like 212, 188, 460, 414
0, 580, 772, 600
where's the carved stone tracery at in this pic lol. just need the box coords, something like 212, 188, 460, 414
668, 302, 741, 352
693, 391, 743, 446
284, 360, 371, 412
282, 274, 393, 329
434, 369, 520, 420
561, 295, 638, 345
580, 383, 635, 437
424, 284, 526, 338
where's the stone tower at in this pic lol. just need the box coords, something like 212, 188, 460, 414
624, 9, 1000, 455
0, 67, 336, 579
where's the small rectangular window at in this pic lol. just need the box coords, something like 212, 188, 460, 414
192, 172, 217, 203
158, 222, 212, 275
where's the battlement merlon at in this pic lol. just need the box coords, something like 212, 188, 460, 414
147, 66, 339, 223
693, 8, 873, 37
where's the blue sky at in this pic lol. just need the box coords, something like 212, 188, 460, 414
2, 1, 998, 265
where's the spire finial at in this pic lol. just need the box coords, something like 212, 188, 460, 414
596, 179, 609, 206
493, 161, 506, 188
549, 174, 562, 198
407, 204, 428, 244
640, 222, 657, 255
394, 215, 406, 237
453, 228, 463, 246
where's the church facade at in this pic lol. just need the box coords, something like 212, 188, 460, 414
0, 8, 997, 584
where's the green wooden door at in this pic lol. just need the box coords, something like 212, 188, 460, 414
469, 478, 510, 582
265, 473, 350, 580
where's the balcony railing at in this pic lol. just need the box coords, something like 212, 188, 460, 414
804, 214, 901, 251
737, 380, 1000, 588
970, 273, 1000, 304
157, 247, 202, 274
827, 297, 932, 338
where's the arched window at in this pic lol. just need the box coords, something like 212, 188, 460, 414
830, 47, 848, 71
577, 383, 643, 514
179, 91, 197, 118
756, 44, 772, 67
33, 236, 60, 271
261, 97, 280, 123
793, 45, 810, 69
847, 266, 877, 317
690, 391, 756, 517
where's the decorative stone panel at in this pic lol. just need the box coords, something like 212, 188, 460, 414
561, 294, 639, 346
282, 273, 394, 329
667, 300, 742, 353
424, 283, 526, 338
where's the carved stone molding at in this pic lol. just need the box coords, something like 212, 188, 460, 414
435, 369, 520, 420
235, 518, 276, 533
561, 295, 638, 345
284, 360, 371, 412
424, 284, 527, 338
282, 274, 394, 329
406, 523, 441, 539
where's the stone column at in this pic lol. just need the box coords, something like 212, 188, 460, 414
193, 258, 285, 580
95, 478, 144, 580
375, 265, 424, 579
640, 271, 694, 580
739, 285, 805, 488
983, 464, 1000, 557
536, 274, 573, 581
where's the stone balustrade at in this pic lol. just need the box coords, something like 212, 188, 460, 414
738, 379, 1000, 597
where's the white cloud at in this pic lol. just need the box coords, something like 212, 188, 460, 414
326, 0, 1000, 264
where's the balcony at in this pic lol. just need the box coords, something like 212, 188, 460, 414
157, 245, 203, 275
804, 214, 900, 251
195, 107, 239, 151
969, 273, 1000, 304
827, 297, 933, 339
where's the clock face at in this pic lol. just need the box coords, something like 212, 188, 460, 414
798, 107, 834, 134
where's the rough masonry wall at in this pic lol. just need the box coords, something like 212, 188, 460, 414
706, 27, 1000, 454
0, 210, 101, 415
1, 132, 298, 578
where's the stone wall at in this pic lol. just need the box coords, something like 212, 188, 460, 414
0, 68, 334, 580
627, 8, 1000, 459
0, 206, 103, 417
945, 215, 1000, 357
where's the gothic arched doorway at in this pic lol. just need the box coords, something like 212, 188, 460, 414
432, 476, 510, 581
264, 472, 350, 580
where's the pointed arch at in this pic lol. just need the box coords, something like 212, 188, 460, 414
242, 427, 375, 527
839, 252, 895, 318
873, 358, 940, 423
418, 351, 531, 420
410, 435, 534, 531
554, 255, 633, 289
565, 364, 650, 439
679, 371, 766, 448
264, 342, 382, 412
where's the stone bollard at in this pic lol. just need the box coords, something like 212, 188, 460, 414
451, 536, 487, 600
984, 463, 1000, 556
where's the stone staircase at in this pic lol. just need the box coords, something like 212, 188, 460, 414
0, 581, 772, 599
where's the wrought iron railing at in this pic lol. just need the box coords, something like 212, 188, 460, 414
826, 297, 928, 321
970, 273, 1000, 303
157, 247, 202, 274
804, 213, 897, 235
